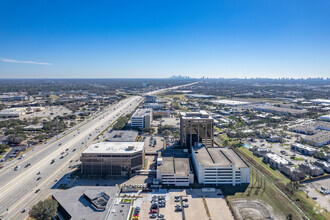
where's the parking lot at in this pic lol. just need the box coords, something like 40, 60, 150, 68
21, 106, 72, 120
138, 189, 233, 220
144, 135, 165, 154
302, 178, 330, 212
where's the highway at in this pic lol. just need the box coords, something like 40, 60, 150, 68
0, 96, 143, 219
0, 82, 196, 219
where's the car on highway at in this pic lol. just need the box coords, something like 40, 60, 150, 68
37, 177, 41, 181
35, 189, 40, 193
22, 208, 28, 213
51, 159, 55, 164
25, 163, 31, 168
37, 171, 41, 175
72, 149, 76, 152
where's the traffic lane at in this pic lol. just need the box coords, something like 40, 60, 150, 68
0, 98, 139, 183
0, 97, 141, 213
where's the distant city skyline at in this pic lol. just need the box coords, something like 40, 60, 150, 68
1, 0, 329, 78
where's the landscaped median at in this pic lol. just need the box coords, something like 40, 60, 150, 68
234, 146, 330, 220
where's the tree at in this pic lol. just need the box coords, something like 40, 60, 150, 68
0, 144, 9, 154
29, 198, 58, 220
6, 134, 26, 145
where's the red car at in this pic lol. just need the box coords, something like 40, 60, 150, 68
149, 209, 157, 214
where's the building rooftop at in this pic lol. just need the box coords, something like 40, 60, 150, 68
109, 203, 131, 220
52, 186, 119, 220
180, 110, 213, 120
265, 153, 289, 165
185, 94, 216, 99
82, 142, 144, 154
192, 146, 248, 168
131, 108, 152, 117
158, 149, 191, 176
107, 130, 138, 142
212, 99, 250, 106
292, 143, 317, 152
304, 131, 330, 145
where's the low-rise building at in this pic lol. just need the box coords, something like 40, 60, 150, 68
191, 146, 250, 186
299, 162, 324, 177
0, 107, 26, 118
131, 108, 153, 129
266, 135, 282, 143
303, 131, 330, 147
314, 160, 330, 173
291, 143, 317, 156
81, 142, 144, 176
145, 95, 157, 103
143, 103, 164, 109
253, 105, 307, 116
281, 165, 306, 181
263, 153, 289, 169
319, 115, 330, 122
252, 147, 271, 157
156, 150, 194, 186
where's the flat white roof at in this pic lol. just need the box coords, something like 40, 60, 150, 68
212, 99, 250, 106
83, 142, 144, 154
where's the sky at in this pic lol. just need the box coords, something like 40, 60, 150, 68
0, 0, 329, 79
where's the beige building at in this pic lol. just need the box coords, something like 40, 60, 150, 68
81, 142, 144, 176
180, 111, 214, 148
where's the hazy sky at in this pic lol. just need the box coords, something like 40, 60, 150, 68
0, 0, 329, 78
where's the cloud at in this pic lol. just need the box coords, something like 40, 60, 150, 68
0, 57, 52, 65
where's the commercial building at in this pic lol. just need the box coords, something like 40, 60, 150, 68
180, 111, 214, 148
291, 143, 317, 156
130, 108, 153, 129
106, 130, 138, 142
212, 99, 250, 106
81, 142, 144, 176
319, 115, 330, 122
253, 105, 307, 116
303, 131, 330, 147
263, 153, 289, 169
0, 95, 26, 102
156, 149, 194, 186
52, 186, 119, 220
0, 107, 26, 118
310, 99, 330, 105
191, 146, 250, 186
185, 94, 216, 99
143, 103, 164, 109
145, 95, 157, 103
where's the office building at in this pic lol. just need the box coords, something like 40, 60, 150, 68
191, 146, 250, 186
81, 142, 144, 176
180, 111, 214, 148
131, 108, 153, 129
145, 95, 157, 103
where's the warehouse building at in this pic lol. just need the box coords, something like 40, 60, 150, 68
81, 142, 144, 176
180, 111, 214, 148
314, 160, 330, 173
291, 143, 317, 156
130, 108, 153, 129
156, 150, 194, 186
253, 105, 307, 116
191, 146, 250, 186
303, 131, 330, 147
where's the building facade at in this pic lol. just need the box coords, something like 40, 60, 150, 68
180, 111, 214, 148
191, 146, 250, 186
81, 142, 144, 176
131, 108, 153, 129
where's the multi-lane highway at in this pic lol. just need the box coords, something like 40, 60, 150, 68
0, 82, 196, 219
0, 96, 142, 219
